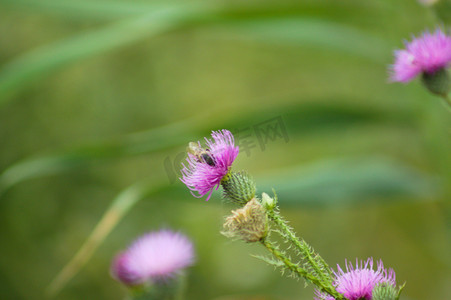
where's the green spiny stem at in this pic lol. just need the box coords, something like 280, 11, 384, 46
267, 209, 334, 286
260, 238, 344, 300
260, 238, 319, 286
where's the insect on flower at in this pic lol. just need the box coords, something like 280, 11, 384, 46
180, 130, 239, 201
186, 142, 216, 167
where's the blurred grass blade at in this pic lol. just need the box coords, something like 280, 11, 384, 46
46, 179, 166, 297
0, 0, 159, 20
0, 3, 213, 106
1, 1, 390, 23
221, 18, 390, 63
1, 2, 389, 106
258, 157, 440, 206
0, 116, 204, 195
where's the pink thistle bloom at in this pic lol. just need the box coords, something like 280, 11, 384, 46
111, 230, 195, 286
315, 258, 396, 300
180, 129, 239, 201
390, 28, 451, 82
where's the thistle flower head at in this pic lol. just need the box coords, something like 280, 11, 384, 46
111, 230, 195, 286
390, 28, 451, 83
222, 198, 268, 243
180, 129, 239, 201
315, 258, 396, 300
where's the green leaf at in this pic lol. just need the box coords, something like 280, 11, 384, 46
0, 0, 160, 20
0, 3, 211, 106
215, 18, 390, 63
0, 2, 390, 107
257, 157, 439, 206
0, 118, 201, 195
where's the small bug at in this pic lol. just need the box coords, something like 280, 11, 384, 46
187, 142, 216, 167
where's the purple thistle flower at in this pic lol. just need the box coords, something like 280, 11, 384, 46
180, 129, 239, 201
390, 28, 451, 83
111, 230, 195, 286
315, 258, 396, 300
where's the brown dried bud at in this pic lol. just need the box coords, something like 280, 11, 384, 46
222, 198, 268, 243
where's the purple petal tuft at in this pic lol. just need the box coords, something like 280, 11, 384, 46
111, 230, 195, 286
390, 28, 451, 82
314, 258, 396, 300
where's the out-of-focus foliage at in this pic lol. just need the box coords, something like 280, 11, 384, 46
0, 0, 450, 299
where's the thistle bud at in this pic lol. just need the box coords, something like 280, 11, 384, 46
372, 282, 398, 300
222, 198, 268, 243
261, 192, 276, 210
221, 171, 256, 206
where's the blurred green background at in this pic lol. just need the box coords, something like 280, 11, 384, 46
0, 0, 450, 299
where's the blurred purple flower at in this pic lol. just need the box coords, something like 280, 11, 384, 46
315, 258, 396, 300
180, 129, 239, 201
390, 28, 451, 82
111, 230, 195, 286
